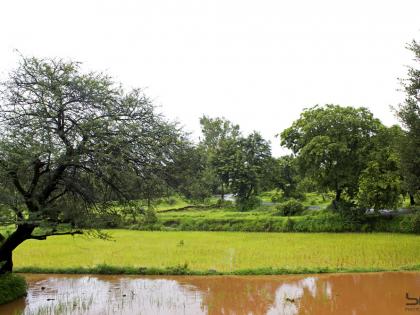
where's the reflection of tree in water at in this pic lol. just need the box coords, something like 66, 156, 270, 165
184, 273, 419, 315
183, 276, 296, 314
2, 273, 418, 315
294, 272, 419, 315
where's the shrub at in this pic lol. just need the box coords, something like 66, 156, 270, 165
284, 218, 295, 231
236, 196, 261, 211
276, 199, 305, 216
0, 273, 27, 305
413, 211, 420, 234
143, 208, 158, 224
216, 199, 234, 208
270, 192, 283, 203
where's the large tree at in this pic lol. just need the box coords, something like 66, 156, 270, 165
280, 105, 383, 205
199, 116, 240, 199
396, 40, 420, 205
0, 57, 180, 273
229, 132, 272, 210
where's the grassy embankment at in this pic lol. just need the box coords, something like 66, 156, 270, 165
122, 192, 420, 233
13, 230, 420, 275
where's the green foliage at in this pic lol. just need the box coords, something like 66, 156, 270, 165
199, 116, 272, 210
271, 155, 301, 198
236, 196, 262, 212
396, 40, 420, 203
0, 56, 184, 273
404, 211, 420, 234
357, 160, 402, 210
0, 56, 181, 229
356, 126, 403, 210
134, 206, 418, 233
229, 132, 272, 210
276, 199, 305, 216
281, 105, 383, 201
284, 218, 295, 231
167, 197, 177, 206
13, 263, 420, 276
143, 208, 158, 224
270, 192, 283, 203
0, 273, 27, 304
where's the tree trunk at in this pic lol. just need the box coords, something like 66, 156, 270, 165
409, 193, 415, 206
335, 189, 342, 202
221, 183, 225, 201
0, 224, 35, 274
333, 189, 342, 210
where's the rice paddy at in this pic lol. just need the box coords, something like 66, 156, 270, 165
13, 230, 420, 272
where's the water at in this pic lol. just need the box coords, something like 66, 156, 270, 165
1, 272, 419, 315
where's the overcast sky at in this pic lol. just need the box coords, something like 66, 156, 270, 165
1, 0, 419, 156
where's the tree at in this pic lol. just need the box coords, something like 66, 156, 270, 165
396, 40, 420, 205
356, 126, 403, 210
199, 116, 272, 210
229, 132, 272, 210
0, 57, 180, 273
280, 105, 383, 205
272, 155, 301, 199
166, 142, 214, 202
199, 116, 240, 199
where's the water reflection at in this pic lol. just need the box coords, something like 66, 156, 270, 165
1, 272, 418, 315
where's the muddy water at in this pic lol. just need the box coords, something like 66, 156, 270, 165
1, 272, 419, 315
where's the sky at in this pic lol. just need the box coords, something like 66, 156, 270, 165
0, 0, 419, 156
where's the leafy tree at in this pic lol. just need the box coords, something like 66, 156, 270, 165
199, 116, 272, 210
0, 57, 180, 273
280, 105, 383, 206
229, 132, 272, 210
166, 142, 214, 202
199, 115, 240, 150
396, 40, 420, 205
199, 116, 240, 199
272, 155, 301, 199
356, 126, 403, 210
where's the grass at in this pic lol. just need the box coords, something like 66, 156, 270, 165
0, 273, 27, 304
13, 230, 420, 274
145, 208, 419, 233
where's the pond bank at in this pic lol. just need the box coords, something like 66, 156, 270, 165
14, 263, 420, 276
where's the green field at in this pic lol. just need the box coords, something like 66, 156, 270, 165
13, 230, 420, 273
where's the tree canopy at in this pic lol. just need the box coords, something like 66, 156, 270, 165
396, 40, 420, 205
0, 57, 180, 272
280, 105, 383, 203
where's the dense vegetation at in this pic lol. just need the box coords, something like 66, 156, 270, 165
0, 39, 419, 275
0, 273, 26, 304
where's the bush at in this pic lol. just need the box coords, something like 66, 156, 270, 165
0, 273, 27, 304
236, 196, 261, 211
270, 192, 283, 203
284, 218, 295, 231
413, 211, 420, 234
143, 208, 158, 224
276, 199, 305, 216
216, 199, 234, 208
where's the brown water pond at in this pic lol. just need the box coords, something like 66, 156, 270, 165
1, 272, 419, 315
